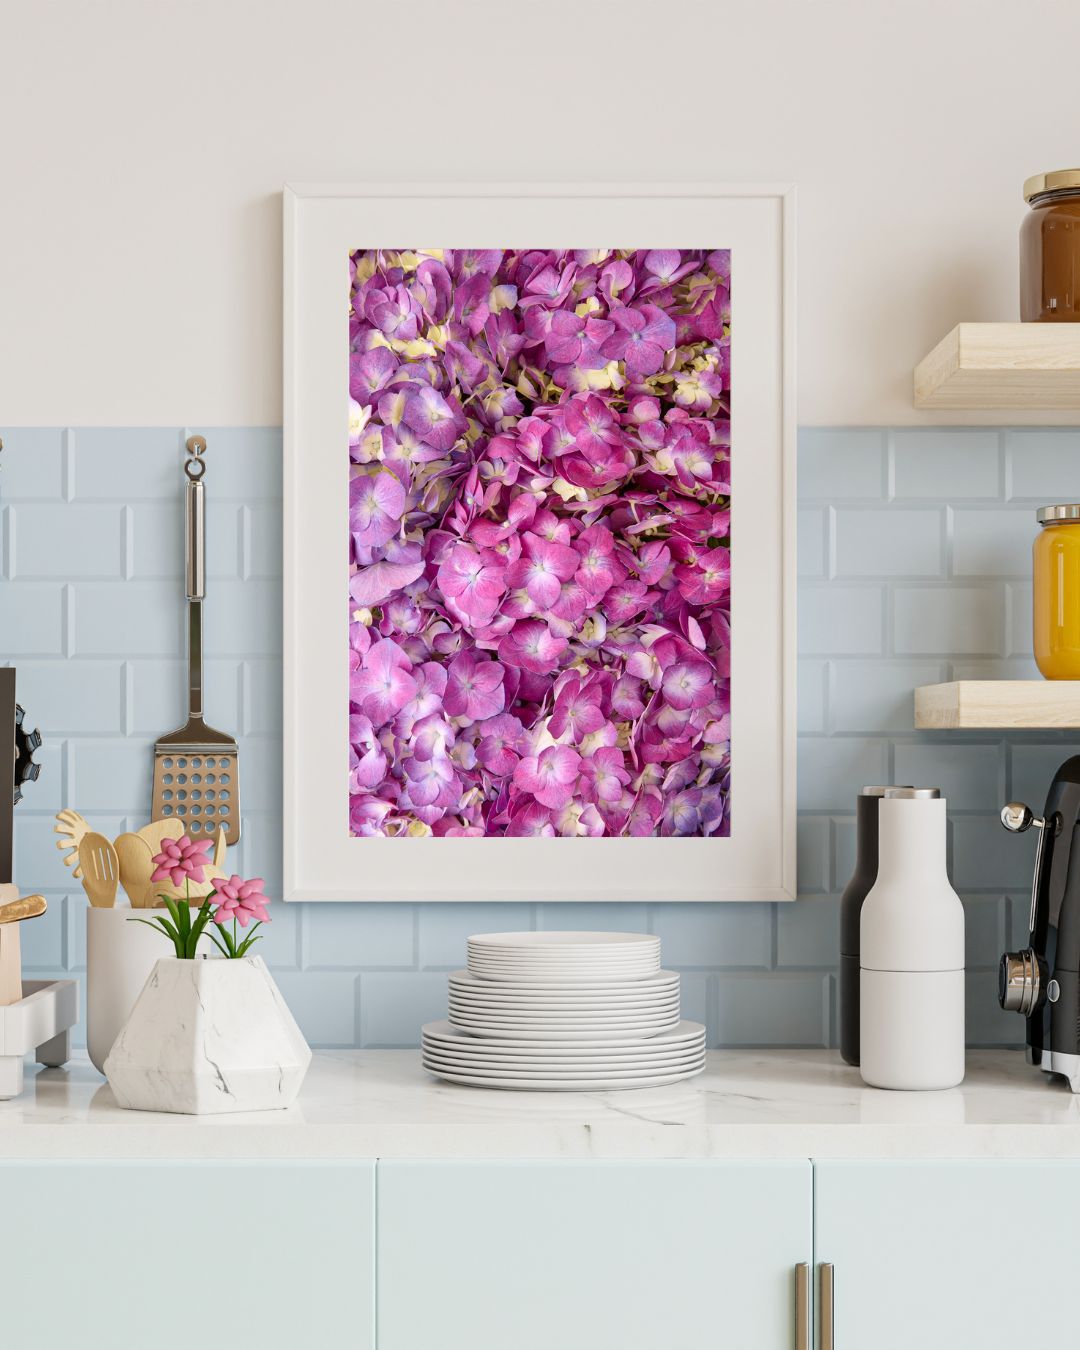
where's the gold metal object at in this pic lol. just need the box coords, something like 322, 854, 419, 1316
0, 894, 46, 924
1024, 168, 1080, 202
819, 1262, 835, 1350
794, 1263, 810, 1350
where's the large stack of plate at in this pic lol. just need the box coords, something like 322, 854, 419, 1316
422, 932, 706, 1091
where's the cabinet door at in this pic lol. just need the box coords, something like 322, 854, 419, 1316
378, 1160, 812, 1350
815, 1160, 1080, 1349
0, 1161, 375, 1350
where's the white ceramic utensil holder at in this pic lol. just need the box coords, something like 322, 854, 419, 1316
0, 979, 78, 1099
860, 792, 965, 1091
87, 905, 170, 1074
104, 955, 311, 1115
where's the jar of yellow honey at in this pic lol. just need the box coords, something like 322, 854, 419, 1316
1034, 505, 1080, 678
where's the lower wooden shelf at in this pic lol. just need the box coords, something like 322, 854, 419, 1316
915, 680, 1080, 729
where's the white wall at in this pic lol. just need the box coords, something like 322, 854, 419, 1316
4, 0, 1078, 427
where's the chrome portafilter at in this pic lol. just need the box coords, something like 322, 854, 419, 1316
998, 802, 1052, 1016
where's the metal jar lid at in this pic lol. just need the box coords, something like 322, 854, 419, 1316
1024, 169, 1080, 202
883, 787, 940, 799
1037, 504, 1080, 525
860, 785, 914, 797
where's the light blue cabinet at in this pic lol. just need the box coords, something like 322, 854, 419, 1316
815, 1160, 1080, 1349
377, 1160, 813, 1350
0, 1161, 375, 1350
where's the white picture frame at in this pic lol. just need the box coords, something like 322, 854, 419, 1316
283, 182, 796, 902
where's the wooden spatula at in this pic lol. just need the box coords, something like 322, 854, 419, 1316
78, 834, 119, 908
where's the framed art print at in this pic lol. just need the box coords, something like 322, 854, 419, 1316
284, 183, 795, 901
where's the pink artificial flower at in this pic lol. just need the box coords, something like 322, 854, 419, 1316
212, 875, 271, 928
151, 833, 213, 887
600, 304, 677, 376
513, 744, 582, 809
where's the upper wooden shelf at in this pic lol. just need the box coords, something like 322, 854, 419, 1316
914, 323, 1080, 410
915, 680, 1080, 729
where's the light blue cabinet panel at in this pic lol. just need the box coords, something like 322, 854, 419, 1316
0, 1161, 375, 1350
815, 1160, 1080, 1349
378, 1160, 812, 1350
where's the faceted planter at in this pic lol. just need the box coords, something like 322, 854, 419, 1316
104, 955, 311, 1115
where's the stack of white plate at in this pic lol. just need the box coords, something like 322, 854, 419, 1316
422, 932, 706, 1092
448, 968, 680, 1039
466, 931, 661, 983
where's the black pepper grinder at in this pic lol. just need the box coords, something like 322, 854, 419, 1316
839, 785, 911, 1066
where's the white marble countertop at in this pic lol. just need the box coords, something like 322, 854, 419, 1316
2, 1049, 1080, 1160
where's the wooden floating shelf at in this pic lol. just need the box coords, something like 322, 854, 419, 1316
914, 323, 1080, 410
915, 680, 1080, 729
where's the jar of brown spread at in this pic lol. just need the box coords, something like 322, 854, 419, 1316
1021, 170, 1080, 321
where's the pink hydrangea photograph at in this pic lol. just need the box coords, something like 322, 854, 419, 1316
348, 248, 731, 839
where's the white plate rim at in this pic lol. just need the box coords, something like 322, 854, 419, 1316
423, 1049, 706, 1071
422, 1036, 705, 1059
424, 1066, 706, 1092
423, 1019, 705, 1050
468, 932, 659, 949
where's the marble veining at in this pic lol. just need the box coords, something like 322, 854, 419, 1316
3, 1048, 1080, 1160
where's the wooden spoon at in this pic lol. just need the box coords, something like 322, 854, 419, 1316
114, 833, 157, 908
78, 834, 119, 908
136, 818, 185, 854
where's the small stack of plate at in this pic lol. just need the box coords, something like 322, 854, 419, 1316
422, 932, 706, 1091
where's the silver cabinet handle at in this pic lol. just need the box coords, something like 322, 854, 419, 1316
819, 1262, 835, 1349
795, 1263, 810, 1350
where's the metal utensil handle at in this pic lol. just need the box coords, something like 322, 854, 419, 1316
794, 1263, 809, 1350
184, 439, 206, 722
820, 1263, 835, 1349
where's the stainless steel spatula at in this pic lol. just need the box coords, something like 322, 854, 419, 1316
152, 436, 241, 844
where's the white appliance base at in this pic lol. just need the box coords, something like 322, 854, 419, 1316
0, 979, 79, 1099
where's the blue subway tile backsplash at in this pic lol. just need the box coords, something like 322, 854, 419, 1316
2, 424, 1077, 1050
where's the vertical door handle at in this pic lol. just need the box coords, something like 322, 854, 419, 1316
819, 1262, 835, 1349
794, 1263, 810, 1350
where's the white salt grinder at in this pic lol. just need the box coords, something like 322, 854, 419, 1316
859, 788, 965, 1090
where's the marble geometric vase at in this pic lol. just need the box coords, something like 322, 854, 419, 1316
104, 955, 312, 1116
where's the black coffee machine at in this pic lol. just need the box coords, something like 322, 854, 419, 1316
999, 755, 1080, 1092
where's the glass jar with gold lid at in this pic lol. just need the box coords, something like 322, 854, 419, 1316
1034, 505, 1080, 678
1021, 170, 1080, 321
